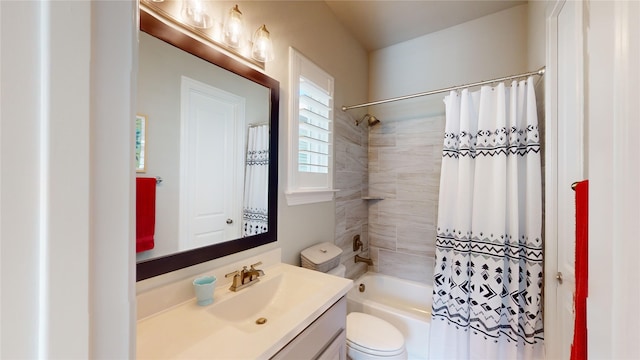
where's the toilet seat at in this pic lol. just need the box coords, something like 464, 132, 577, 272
346, 312, 406, 358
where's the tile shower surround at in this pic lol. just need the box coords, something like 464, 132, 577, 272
333, 108, 445, 284
368, 115, 444, 284
334, 109, 369, 280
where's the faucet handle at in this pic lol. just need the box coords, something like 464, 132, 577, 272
250, 262, 265, 279
225, 270, 240, 278
225, 270, 243, 291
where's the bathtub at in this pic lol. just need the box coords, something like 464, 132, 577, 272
346, 272, 431, 360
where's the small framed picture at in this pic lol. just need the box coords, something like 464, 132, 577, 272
135, 114, 147, 173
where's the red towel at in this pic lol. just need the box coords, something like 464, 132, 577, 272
571, 180, 588, 360
136, 177, 156, 253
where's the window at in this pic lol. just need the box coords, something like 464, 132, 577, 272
286, 48, 336, 205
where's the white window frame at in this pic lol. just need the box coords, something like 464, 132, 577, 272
286, 47, 337, 206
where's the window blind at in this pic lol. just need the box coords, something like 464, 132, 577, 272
298, 78, 332, 174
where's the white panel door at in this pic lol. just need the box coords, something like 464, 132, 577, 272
179, 77, 244, 250
546, 1, 585, 358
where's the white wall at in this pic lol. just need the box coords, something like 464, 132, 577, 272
1, 1, 136, 358
527, 0, 548, 70
370, 4, 528, 112
527, 0, 547, 127
586, 1, 640, 357
90, 2, 138, 357
1, 2, 45, 357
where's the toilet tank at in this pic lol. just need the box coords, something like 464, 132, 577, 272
300, 242, 342, 273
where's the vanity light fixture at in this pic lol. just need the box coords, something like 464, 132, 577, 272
180, 0, 212, 29
223, 4, 244, 48
251, 25, 274, 62
145, 0, 274, 66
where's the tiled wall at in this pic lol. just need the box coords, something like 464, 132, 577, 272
367, 114, 445, 284
333, 106, 446, 284
334, 109, 370, 280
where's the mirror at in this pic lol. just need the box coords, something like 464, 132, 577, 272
136, 7, 279, 281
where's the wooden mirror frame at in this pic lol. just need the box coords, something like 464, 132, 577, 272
136, 9, 279, 281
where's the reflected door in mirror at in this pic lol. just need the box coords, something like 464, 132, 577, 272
179, 76, 244, 250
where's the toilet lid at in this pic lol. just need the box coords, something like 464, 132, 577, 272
347, 312, 405, 356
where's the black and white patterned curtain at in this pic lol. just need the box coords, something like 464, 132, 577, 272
242, 124, 269, 237
429, 78, 544, 360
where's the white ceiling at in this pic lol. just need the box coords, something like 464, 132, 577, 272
324, 0, 526, 51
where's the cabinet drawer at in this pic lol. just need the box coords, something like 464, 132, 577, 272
271, 296, 346, 360
317, 328, 345, 360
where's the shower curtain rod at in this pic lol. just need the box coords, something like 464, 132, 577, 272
341, 66, 546, 111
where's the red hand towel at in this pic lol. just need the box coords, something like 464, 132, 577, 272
571, 180, 588, 360
136, 177, 156, 253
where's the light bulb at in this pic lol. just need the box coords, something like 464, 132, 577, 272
223, 5, 244, 48
251, 25, 274, 62
180, 0, 212, 29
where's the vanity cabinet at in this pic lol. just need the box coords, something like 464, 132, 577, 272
137, 263, 352, 359
271, 296, 347, 360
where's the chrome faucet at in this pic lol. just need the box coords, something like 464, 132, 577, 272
225, 261, 264, 291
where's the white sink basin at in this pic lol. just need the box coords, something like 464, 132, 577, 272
208, 269, 321, 325
137, 263, 352, 359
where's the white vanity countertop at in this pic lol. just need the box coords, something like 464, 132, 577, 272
137, 263, 352, 359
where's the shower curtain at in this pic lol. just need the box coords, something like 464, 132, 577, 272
242, 124, 269, 237
429, 78, 544, 360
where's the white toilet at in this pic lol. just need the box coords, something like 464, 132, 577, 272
302, 243, 408, 359
327, 264, 408, 360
